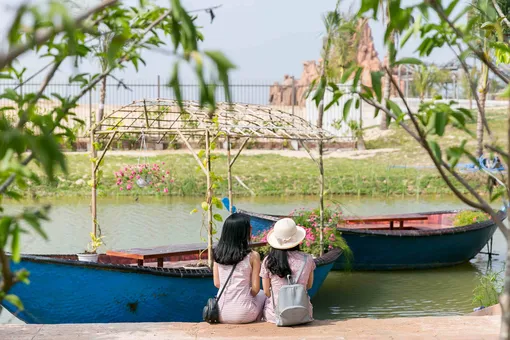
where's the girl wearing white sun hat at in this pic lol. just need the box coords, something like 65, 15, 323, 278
260, 218, 316, 324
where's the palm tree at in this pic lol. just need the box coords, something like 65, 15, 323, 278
380, 0, 394, 131
412, 64, 440, 102
93, 32, 115, 125
325, 12, 360, 82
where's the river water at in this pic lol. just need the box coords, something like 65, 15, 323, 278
0, 195, 506, 324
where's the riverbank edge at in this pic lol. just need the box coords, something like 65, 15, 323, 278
0, 316, 500, 339
22, 150, 491, 199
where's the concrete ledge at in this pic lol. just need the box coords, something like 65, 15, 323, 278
0, 316, 500, 340
470, 304, 502, 316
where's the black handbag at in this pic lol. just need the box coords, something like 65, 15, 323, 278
203, 263, 237, 324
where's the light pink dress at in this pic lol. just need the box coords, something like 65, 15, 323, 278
216, 253, 266, 324
260, 251, 316, 324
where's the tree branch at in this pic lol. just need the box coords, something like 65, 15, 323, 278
384, 66, 508, 238
0, 8, 173, 195
448, 42, 493, 138
492, 0, 510, 29
485, 144, 510, 160
0, 153, 34, 195
17, 59, 63, 129
0, 0, 118, 70
0, 249, 16, 294
430, 0, 510, 84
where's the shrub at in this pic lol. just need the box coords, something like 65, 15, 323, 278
253, 206, 353, 260
453, 210, 490, 227
473, 271, 503, 308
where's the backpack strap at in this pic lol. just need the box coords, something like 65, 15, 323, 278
216, 263, 237, 302
292, 253, 308, 284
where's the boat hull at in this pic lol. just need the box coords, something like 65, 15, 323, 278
2, 250, 340, 324
335, 223, 498, 270
242, 208, 504, 271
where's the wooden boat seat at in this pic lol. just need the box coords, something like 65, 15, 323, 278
106, 242, 266, 268
341, 223, 448, 231
344, 214, 428, 230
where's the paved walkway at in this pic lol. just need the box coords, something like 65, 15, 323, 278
1, 316, 500, 339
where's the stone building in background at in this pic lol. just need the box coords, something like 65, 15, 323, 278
269, 21, 404, 107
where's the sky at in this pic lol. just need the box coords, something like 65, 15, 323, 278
0, 0, 456, 84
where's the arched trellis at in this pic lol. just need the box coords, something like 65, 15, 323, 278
91, 99, 334, 267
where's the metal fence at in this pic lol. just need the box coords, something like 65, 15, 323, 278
0, 78, 293, 107
1, 77, 507, 138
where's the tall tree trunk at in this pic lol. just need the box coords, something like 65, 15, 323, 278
381, 72, 391, 130
476, 53, 489, 158
96, 76, 107, 126
381, 31, 395, 130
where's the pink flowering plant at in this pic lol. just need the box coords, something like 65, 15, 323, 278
254, 206, 352, 259
114, 162, 174, 194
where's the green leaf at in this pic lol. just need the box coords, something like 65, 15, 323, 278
352, 67, 363, 88
400, 27, 414, 48
205, 50, 236, 103
370, 71, 384, 102
11, 224, 20, 262
0, 217, 13, 248
358, 0, 379, 19
312, 77, 326, 108
212, 196, 223, 209
324, 90, 343, 112
4, 294, 24, 311
343, 98, 353, 121
107, 35, 126, 67
169, 63, 183, 109
393, 58, 423, 66
340, 64, 357, 84
386, 99, 404, 121
427, 140, 441, 161
446, 140, 467, 168
434, 112, 448, 136
201, 202, 208, 211
190, 208, 198, 214
213, 214, 223, 222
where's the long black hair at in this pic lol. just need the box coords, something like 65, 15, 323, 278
265, 245, 300, 278
213, 213, 252, 265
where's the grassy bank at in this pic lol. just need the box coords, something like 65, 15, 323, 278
23, 152, 488, 199
20, 109, 507, 199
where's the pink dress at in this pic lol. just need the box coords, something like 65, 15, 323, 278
260, 251, 316, 324
217, 253, 266, 324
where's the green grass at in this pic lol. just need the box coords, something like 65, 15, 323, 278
22, 152, 487, 199
19, 108, 508, 199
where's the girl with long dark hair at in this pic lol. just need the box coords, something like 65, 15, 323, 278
213, 213, 266, 323
260, 218, 315, 324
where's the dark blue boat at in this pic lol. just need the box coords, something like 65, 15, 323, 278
2, 248, 341, 324
228, 200, 505, 271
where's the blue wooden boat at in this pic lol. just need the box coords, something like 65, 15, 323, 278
1, 246, 341, 324
228, 200, 505, 271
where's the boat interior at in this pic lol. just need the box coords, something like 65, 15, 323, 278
340, 212, 459, 231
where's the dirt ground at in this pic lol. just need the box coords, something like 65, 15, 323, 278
1, 315, 500, 340
68, 147, 399, 160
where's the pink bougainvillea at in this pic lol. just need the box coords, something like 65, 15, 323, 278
114, 162, 174, 195
253, 206, 347, 257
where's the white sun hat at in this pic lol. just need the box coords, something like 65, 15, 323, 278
267, 218, 306, 250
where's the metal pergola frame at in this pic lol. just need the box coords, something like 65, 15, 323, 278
90, 99, 334, 267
